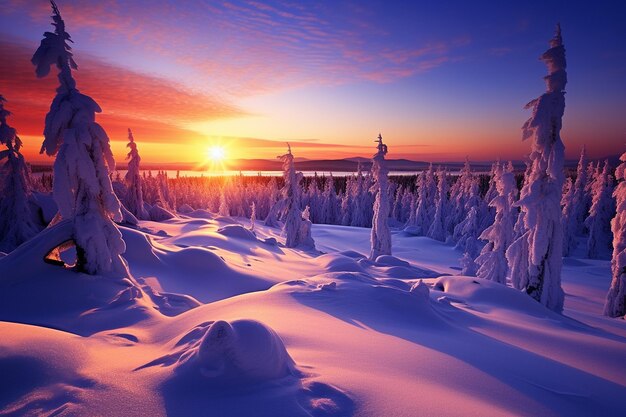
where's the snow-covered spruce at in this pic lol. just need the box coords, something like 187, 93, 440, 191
249, 202, 256, 232
512, 25, 567, 311
0, 95, 40, 252
457, 206, 481, 276
124, 129, 148, 220
412, 164, 436, 235
427, 167, 449, 242
507, 158, 531, 290
280, 144, 305, 247
476, 162, 517, 284
369, 134, 392, 260
604, 151, 626, 317
562, 147, 589, 256
448, 159, 473, 240
585, 160, 615, 259
32, 1, 125, 275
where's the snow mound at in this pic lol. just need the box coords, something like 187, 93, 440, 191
286, 272, 446, 331
0, 221, 159, 335
217, 224, 257, 241
177, 203, 193, 214
120, 227, 274, 303
433, 275, 564, 318
140, 319, 296, 385
315, 253, 365, 273
374, 254, 411, 267
149, 204, 175, 221
185, 209, 214, 219
213, 216, 239, 224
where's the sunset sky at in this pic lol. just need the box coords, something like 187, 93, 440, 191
0, 0, 624, 164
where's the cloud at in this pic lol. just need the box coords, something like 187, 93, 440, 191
0, 38, 243, 142
3, 1, 469, 96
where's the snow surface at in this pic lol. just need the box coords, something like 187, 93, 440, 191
1, 214, 625, 417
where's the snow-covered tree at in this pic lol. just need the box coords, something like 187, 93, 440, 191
280, 144, 304, 247
32, 1, 125, 275
510, 25, 567, 311
321, 174, 339, 224
447, 159, 473, 238
124, 128, 148, 220
413, 165, 436, 234
585, 161, 615, 259
457, 206, 480, 276
370, 134, 391, 260
297, 205, 315, 249
428, 167, 449, 242
572, 147, 590, 230
249, 202, 256, 232
218, 188, 229, 216
476, 163, 517, 284
604, 151, 626, 317
0, 95, 40, 252
507, 159, 531, 290
561, 177, 576, 255
562, 147, 591, 255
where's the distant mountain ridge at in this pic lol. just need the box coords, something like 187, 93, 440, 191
30, 155, 618, 173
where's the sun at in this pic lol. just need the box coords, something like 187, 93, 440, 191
208, 146, 226, 161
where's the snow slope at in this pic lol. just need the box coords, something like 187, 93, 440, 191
1, 216, 625, 416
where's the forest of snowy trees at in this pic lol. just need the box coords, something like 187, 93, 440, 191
0, 4, 624, 318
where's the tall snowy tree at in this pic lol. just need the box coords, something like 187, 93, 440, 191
32, 1, 125, 275
585, 160, 615, 259
370, 134, 391, 260
604, 151, 626, 317
510, 25, 567, 312
476, 162, 518, 284
0, 95, 40, 252
124, 128, 148, 220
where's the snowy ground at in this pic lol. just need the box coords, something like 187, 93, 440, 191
1, 214, 625, 417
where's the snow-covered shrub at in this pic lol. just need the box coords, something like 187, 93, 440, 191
297, 205, 315, 249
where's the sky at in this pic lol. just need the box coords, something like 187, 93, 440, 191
0, 0, 625, 165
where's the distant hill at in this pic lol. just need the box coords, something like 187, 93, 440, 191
31, 154, 618, 174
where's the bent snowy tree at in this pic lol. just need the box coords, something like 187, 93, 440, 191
370, 134, 391, 260
32, 1, 125, 275
511, 25, 567, 312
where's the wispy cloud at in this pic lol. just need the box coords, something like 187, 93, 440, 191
0, 38, 243, 141
3, 0, 470, 96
